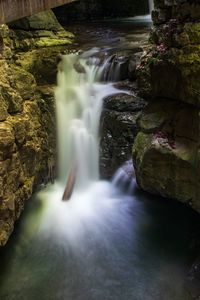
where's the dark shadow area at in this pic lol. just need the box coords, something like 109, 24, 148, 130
53, 0, 149, 24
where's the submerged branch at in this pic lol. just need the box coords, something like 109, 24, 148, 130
62, 165, 77, 201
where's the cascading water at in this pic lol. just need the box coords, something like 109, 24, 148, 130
0, 20, 197, 300
55, 51, 119, 191
148, 0, 154, 13
34, 50, 130, 246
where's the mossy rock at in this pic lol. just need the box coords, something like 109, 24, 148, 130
133, 100, 200, 213
15, 47, 69, 84
138, 45, 200, 105
9, 10, 63, 31
34, 37, 72, 48
184, 22, 200, 45
0, 96, 8, 121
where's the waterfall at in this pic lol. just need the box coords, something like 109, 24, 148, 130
0, 22, 195, 300
55, 52, 118, 192
148, 0, 154, 13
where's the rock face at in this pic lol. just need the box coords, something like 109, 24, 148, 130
0, 11, 74, 246
187, 257, 200, 300
132, 2, 200, 293
100, 50, 141, 82
133, 100, 200, 211
100, 92, 146, 178
133, 0, 200, 214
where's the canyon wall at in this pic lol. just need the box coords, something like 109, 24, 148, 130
0, 10, 74, 246
133, 0, 200, 213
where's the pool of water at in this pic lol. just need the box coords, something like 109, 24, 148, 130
0, 181, 199, 300
66, 15, 151, 51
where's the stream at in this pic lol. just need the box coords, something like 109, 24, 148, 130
0, 16, 200, 300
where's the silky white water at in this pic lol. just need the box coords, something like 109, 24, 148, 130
148, 0, 154, 12
36, 50, 129, 246
0, 21, 196, 300
55, 52, 119, 189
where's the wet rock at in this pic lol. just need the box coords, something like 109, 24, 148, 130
114, 80, 137, 92
138, 17, 200, 106
133, 100, 200, 213
15, 46, 72, 85
103, 93, 146, 112
138, 46, 200, 105
74, 61, 86, 74
187, 257, 200, 299
100, 93, 146, 179
102, 50, 142, 82
0, 12, 70, 246
134, 0, 200, 215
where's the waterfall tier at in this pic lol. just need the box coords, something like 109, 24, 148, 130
55, 52, 119, 192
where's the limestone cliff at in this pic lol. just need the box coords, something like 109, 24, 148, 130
0, 10, 74, 246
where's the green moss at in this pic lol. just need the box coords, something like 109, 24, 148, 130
185, 22, 200, 45
133, 132, 153, 164
56, 30, 75, 39
16, 46, 70, 84
35, 37, 72, 48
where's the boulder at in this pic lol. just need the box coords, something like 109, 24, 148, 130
9, 10, 63, 31
133, 100, 200, 213
100, 93, 146, 178
101, 50, 142, 82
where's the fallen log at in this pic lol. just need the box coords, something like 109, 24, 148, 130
62, 165, 77, 201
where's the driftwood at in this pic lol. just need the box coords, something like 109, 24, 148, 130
62, 165, 77, 201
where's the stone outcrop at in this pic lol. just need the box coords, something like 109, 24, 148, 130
99, 30, 149, 179
100, 91, 146, 179
0, 10, 74, 246
133, 100, 200, 211
132, 2, 200, 295
133, 0, 200, 214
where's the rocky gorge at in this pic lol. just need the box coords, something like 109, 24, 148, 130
0, 0, 200, 299
0, 6, 151, 247
0, 10, 74, 246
